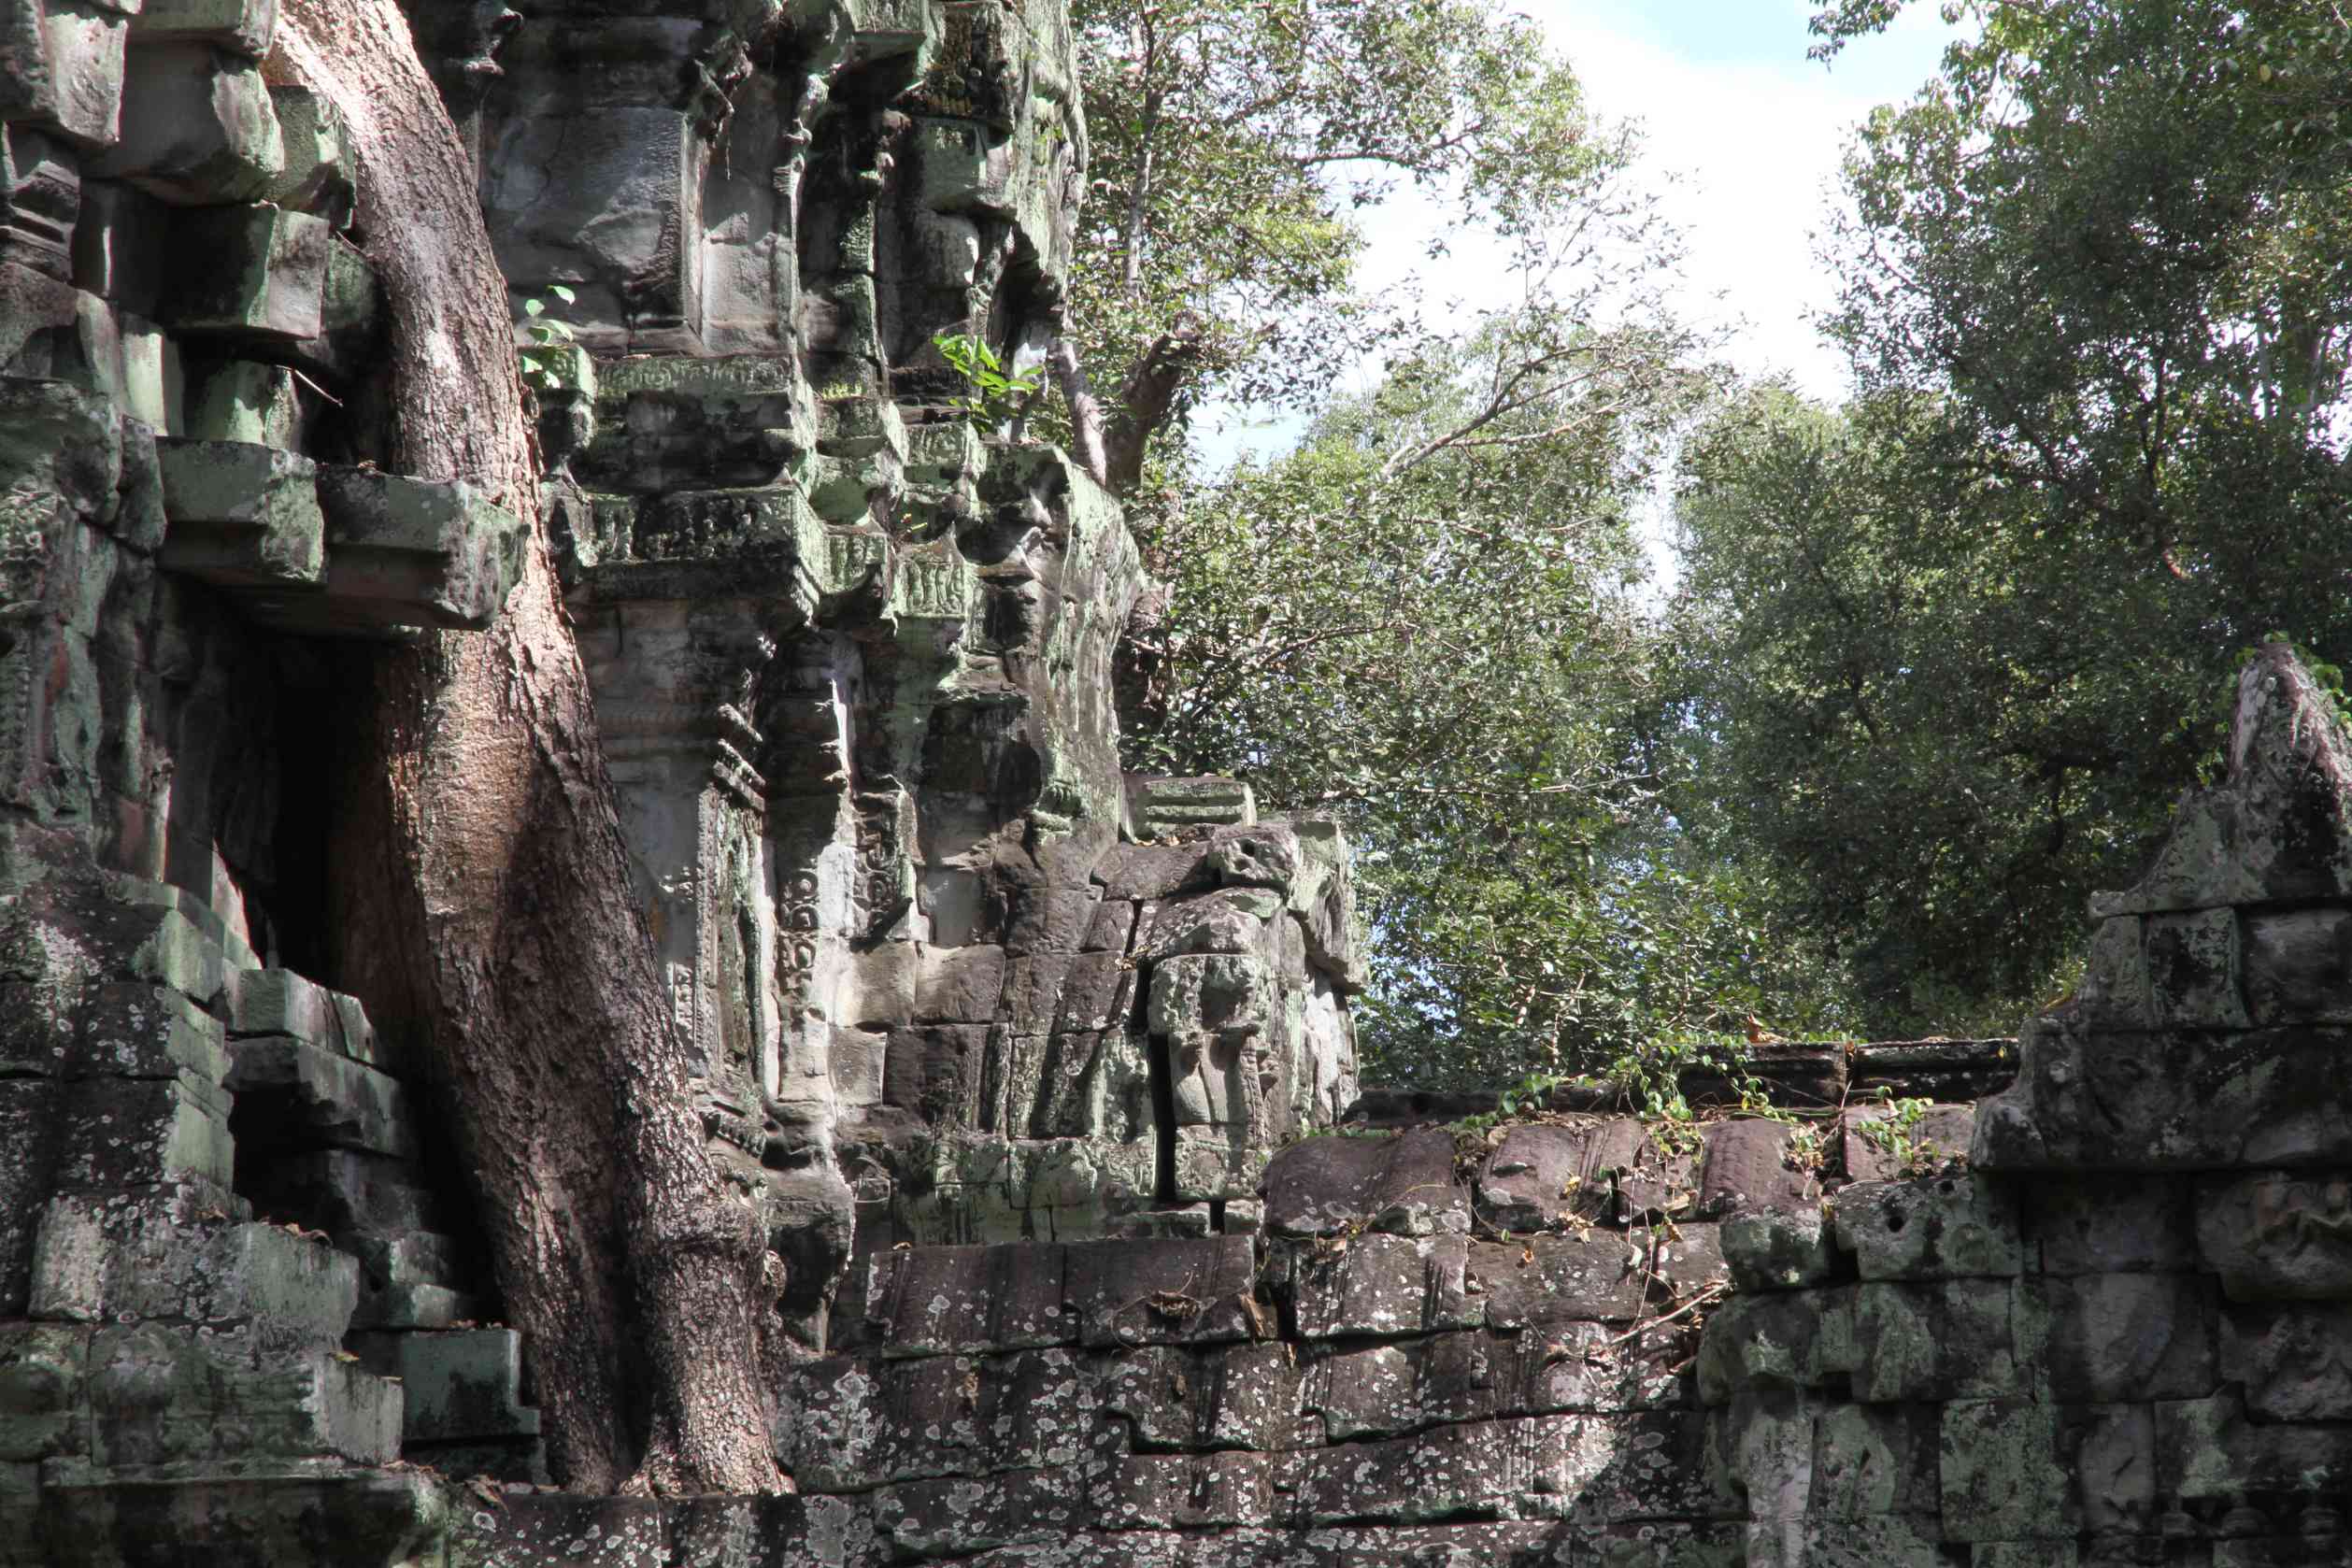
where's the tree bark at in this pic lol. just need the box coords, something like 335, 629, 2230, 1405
274, 1, 783, 1495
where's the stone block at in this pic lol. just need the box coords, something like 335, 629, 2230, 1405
128, 0, 274, 56
1808, 1402, 1938, 1518
392, 1329, 538, 1443
1098, 1450, 1278, 1531
91, 42, 282, 204
1699, 1117, 1824, 1219
1840, 1103, 1974, 1183
85, 1326, 396, 1468
69, 177, 163, 311
33, 1198, 355, 1349
1722, 1205, 1838, 1292
225, 1034, 421, 1160
179, 357, 299, 446
1068, 1233, 1257, 1348
1832, 1173, 2021, 1280
155, 436, 324, 588
886, 1022, 987, 1125
8, 2, 126, 150
1940, 1398, 2076, 1543
1095, 840, 1214, 901
912, 941, 1005, 1022
229, 966, 353, 1051
1002, 887, 1097, 956
159, 200, 327, 341
1102, 1343, 1304, 1453
1696, 1287, 1859, 1405
1262, 1126, 1467, 1239
862, 1242, 1074, 1357
2144, 906, 2248, 1028
2241, 907, 2352, 1025
278, 229, 378, 380
2197, 1171, 2352, 1300
1973, 1019, 2352, 1171
2015, 1274, 2217, 1403
2062, 1402, 2156, 1534
1130, 775, 1254, 838
2025, 1175, 2195, 1276
1084, 897, 1137, 953
1852, 1280, 2017, 1402
0, 1323, 88, 1461
1473, 1118, 1639, 1233
1472, 1233, 1648, 1329
303, 463, 526, 632
71, 978, 227, 1081
0, 124, 77, 279
1284, 1232, 1476, 1340
2155, 1389, 2352, 1503
2218, 1300, 2352, 1421
0, 1080, 60, 1314
53, 1070, 232, 1188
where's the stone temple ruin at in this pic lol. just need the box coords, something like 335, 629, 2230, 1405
1, 0, 2351, 1563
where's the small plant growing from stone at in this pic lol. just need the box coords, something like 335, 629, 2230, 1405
1855, 1093, 1940, 1176
519, 285, 579, 394
934, 330, 1039, 428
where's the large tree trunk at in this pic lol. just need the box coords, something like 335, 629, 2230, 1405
273, 1, 783, 1495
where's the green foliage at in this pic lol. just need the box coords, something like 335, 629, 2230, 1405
933, 332, 1041, 429
517, 286, 578, 394
1854, 1092, 1947, 1176
1066, 0, 1632, 480
1123, 321, 1860, 1085
1672, 1, 2352, 1036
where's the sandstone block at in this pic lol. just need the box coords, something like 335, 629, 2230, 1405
1698, 1117, 1823, 1219
1474, 1117, 1639, 1233
72, 979, 226, 1081
53, 1070, 231, 1188
0, 1323, 88, 1462
1471, 1233, 1647, 1329
1832, 1173, 2021, 1280
2242, 906, 2352, 1025
68, 177, 162, 310
862, 1242, 1073, 1357
2197, 1171, 2352, 1300
178, 357, 299, 447
2015, 1274, 2217, 1403
2024, 1175, 2195, 1276
392, 1330, 538, 1443
312, 464, 526, 632
1283, 1232, 1476, 1339
155, 436, 323, 588
1852, 1280, 2017, 1402
86, 1327, 396, 1468
1263, 1125, 1466, 1238
224, 1034, 420, 1160
127, 0, 274, 56
1069, 1233, 1256, 1348
0, 124, 77, 278
9, 2, 126, 150
1939, 1398, 2075, 1543
160, 200, 327, 340
1697, 1287, 1858, 1405
91, 42, 281, 203
2218, 1300, 2352, 1421
1722, 1205, 1837, 1291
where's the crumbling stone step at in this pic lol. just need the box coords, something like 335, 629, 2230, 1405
32, 1200, 352, 1331
225, 1034, 420, 1161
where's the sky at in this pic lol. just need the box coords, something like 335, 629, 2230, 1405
1200, 0, 1960, 465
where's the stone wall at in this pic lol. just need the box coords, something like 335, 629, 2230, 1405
4, 0, 2352, 1561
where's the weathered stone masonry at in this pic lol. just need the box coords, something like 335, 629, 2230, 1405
3, 0, 2352, 1561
